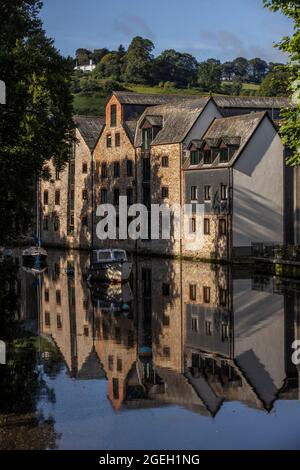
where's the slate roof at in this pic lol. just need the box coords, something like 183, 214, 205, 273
123, 120, 138, 144
113, 91, 202, 106
73, 115, 105, 151
213, 96, 292, 109
203, 111, 268, 163
77, 347, 106, 380
134, 98, 210, 147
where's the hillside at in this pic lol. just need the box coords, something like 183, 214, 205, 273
72, 82, 260, 116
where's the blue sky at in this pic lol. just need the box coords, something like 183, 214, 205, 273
41, 0, 293, 62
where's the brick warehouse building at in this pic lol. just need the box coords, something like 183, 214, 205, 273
40, 91, 295, 260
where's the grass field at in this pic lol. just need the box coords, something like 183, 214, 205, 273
72, 82, 261, 116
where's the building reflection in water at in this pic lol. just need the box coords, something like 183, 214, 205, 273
22, 250, 300, 417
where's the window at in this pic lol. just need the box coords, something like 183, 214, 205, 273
82, 189, 88, 200
191, 186, 197, 201
190, 217, 196, 233
162, 283, 170, 297
110, 104, 117, 127
70, 214, 74, 229
112, 378, 119, 400
163, 346, 170, 358
221, 323, 229, 342
106, 134, 112, 148
219, 147, 229, 163
100, 189, 107, 204
204, 149, 212, 164
127, 160, 133, 177
190, 150, 199, 166
204, 185, 211, 201
55, 169, 60, 180
219, 218, 227, 235
113, 188, 120, 206
82, 162, 88, 173
54, 263, 60, 278
126, 187, 133, 205
117, 358, 122, 372
115, 133, 120, 147
189, 284, 197, 301
55, 190, 60, 205
191, 316, 199, 333
161, 187, 169, 199
57, 315, 62, 329
114, 162, 120, 178
101, 162, 107, 178
163, 315, 170, 326
115, 327, 121, 343
43, 216, 49, 231
203, 286, 211, 303
45, 311, 50, 327
54, 216, 60, 231
142, 128, 152, 150
69, 189, 74, 211
219, 288, 227, 307
220, 184, 228, 200
204, 218, 210, 235
82, 216, 88, 226
162, 155, 169, 167
43, 190, 49, 205
84, 327, 89, 337
56, 290, 61, 305
205, 320, 212, 336
44, 289, 49, 302
83, 298, 89, 310
108, 355, 114, 371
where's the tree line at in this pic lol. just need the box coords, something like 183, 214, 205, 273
74, 37, 289, 95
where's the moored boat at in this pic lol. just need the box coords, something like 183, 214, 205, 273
22, 246, 48, 264
87, 249, 132, 283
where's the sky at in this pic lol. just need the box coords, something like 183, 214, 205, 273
40, 0, 294, 63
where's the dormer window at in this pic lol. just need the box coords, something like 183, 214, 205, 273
190, 150, 200, 166
203, 149, 212, 164
142, 128, 152, 150
110, 105, 117, 127
219, 147, 229, 163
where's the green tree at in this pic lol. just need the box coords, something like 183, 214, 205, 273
75, 48, 92, 65
263, 0, 300, 164
154, 49, 198, 87
232, 57, 250, 81
249, 57, 269, 83
122, 36, 154, 84
197, 59, 222, 92
90, 48, 109, 64
94, 52, 121, 80
0, 0, 74, 244
259, 68, 290, 96
221, 61, 235, 81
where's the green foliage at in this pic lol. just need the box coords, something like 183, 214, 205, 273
122, 36, 154, 84
94, 52, 122, 80
0, 0, 75, 244
198, 59, 222, 92
259, 67, 290, 96
154, 49, 198, 88
263, 0, 300, 164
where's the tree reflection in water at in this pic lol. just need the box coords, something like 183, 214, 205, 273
0, 259, 61, 450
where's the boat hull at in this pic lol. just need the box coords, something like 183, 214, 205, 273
87, 261, 132, 284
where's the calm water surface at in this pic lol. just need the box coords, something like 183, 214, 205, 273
1, 249, 300, 450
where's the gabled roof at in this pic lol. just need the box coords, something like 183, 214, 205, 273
214, 95, 292, 110
77, 347, 106, 380
73, 115, 105, 151
123, 120, 138, 144
113, 91, 203, 106
135, 98, 211, 147
203, 111, 269, 164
